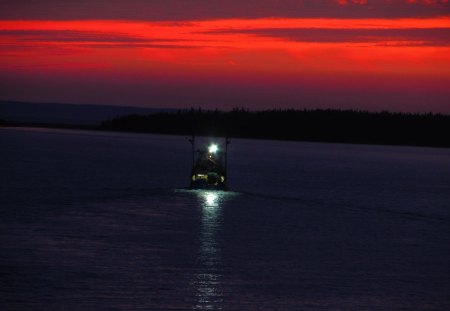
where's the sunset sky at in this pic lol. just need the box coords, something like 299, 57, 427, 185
1, 0, 449, 112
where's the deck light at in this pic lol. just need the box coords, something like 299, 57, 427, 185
208, 143, 218, 154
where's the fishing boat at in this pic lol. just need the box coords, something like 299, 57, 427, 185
189, 136, 229, 190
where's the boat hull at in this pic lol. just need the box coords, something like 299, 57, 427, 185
190, 179, 228, 191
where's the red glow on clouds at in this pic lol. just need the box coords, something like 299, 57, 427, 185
0, 17, 449, 112
338, 0, 449, 5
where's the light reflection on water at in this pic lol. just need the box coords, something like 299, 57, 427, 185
193, 191, 233, 310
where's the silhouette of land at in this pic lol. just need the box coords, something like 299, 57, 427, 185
0, 101, 174, 125
101, 109, 450, 148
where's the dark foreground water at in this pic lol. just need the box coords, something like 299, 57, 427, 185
1, 127, 450, 310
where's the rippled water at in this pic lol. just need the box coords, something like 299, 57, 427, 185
1, 127, 450, 310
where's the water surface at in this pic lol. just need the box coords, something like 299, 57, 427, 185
1, 127, 450, 310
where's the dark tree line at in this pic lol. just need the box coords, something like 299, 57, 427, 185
100, 108, 450, 148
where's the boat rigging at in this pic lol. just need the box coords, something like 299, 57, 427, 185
189, 135, 230, 190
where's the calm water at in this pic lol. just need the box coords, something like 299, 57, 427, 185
1, 127, 450, 310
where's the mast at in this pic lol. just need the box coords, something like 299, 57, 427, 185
224, 136, 230, 178
189, 134, 195, 169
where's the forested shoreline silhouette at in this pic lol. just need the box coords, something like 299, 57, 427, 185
101, 109, 450, 148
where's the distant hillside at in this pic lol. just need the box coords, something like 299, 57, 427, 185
0, 101, 174, 126
101, 109, 450, 148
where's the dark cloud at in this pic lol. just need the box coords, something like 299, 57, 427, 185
0, 30, 149, 43
205, 27, 450, 46
82, 43, 203, 49
0, 0, 449, 20
0, 30, 214, 50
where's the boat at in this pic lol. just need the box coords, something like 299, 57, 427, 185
189, 136, 229, 190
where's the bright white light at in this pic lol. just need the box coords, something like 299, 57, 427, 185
205, 192, 218, 207
208, 144, 218, 154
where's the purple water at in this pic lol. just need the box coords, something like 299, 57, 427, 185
1, 127, 450, 310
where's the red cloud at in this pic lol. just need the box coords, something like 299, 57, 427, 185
406, 0, 449, 4
337, 0, 368, 5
